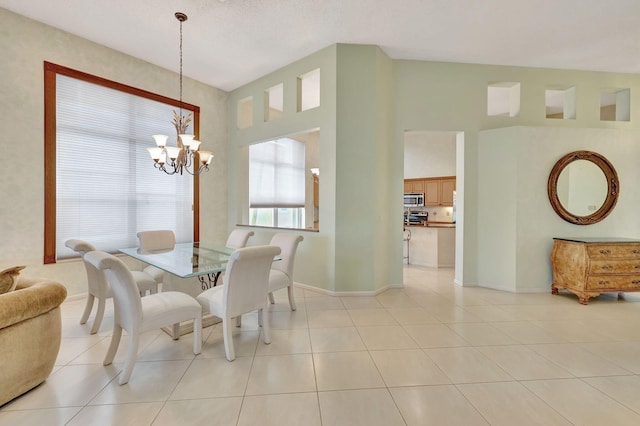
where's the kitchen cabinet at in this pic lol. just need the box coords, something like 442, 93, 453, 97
404, 176, 456, 206
404, 179, 426, 193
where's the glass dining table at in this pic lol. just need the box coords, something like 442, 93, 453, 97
119, 242, 234, 291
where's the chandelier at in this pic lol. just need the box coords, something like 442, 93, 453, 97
147, 12, 213, 175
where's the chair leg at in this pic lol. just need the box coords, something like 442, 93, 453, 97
287, 285, 297, 311
268, 292, 275, 304
172, 323, 180, 340
103, 324, 122, 366
261, 307, 271, 345
223, 318, 235, 361
193, 314, 202, 355
80, 294, 95, 325
90, 296, 107, 334
119, 332, 140, 385
235, 316, 242, 328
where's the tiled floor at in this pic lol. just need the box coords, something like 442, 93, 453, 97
3, 265, 640, 425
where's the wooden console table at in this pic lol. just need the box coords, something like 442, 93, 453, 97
551, 237, 640, 304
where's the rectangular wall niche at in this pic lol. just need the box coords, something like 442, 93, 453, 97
487, 82, 520, 117
546, 86, 576, 119
265, 83, 284, 122
600, 88, 630, 122
237, 96, 253, 129
297, 68, 320, 112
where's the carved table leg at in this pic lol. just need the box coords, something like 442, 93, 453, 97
551, 286, 559, 295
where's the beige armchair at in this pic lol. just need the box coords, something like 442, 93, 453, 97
0, 276, 67, 406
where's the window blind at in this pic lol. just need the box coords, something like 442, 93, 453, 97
55, 74, 194, 259
249, 138, 305, 208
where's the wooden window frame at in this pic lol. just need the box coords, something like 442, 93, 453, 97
43, 61, 201, 264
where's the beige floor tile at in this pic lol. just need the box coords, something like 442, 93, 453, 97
67, 330, 161, 365
154, 398, 242, 426
238, 393, 321, 426
386, 307, 441, 325
0, 407, 81, 426
524, 378, 640, 425
375, 291, 419, 309
491, 321, 567, 344
318, 388, 405, 426
424, 305, 484, 323
347, 308, 398, 326
66, 402, 163, 426
403, 323, 469, 348
357, 325, 419, 350
254, 328, 311, 355
457, 381, 572, 426
529, 343, 633, 377
304, 296, 345, 310
460, 305, 523, 322
245, 354, 316, 395
369, 349, 450, 387
390, 385, 489, 426
314, 351, 385, 391
448, 322, 519, 346
268, 309, 308, 329
425, 347, 514, 383
200, 329, 259, 359
307, 309, 353, 328
90, 360, 192, 404
169, 357, 253, 399
309, 327, 366, 352
56, 336, 105, 365
579, 341, 640, 373
532, 320, 614, 342
340, 296, 384, 309
2, 364, 119, 410
476, 345, 574, 380
583, 375, 640, 414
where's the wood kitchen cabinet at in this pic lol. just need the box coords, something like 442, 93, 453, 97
404, 177, 456, 206
424, 177, 456, 206
404, 179, 426, 193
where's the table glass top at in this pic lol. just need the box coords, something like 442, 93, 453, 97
119, 242, 235, 278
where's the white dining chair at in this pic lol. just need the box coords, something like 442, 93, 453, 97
137, 230, 176, 286
196, 245, 281, 361
65, 239, 158, 334
84, 250, 202, 385
267, 233, 304, 311
225, 229, 255, 249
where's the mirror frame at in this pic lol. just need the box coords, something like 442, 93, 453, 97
547, 150, 619, 225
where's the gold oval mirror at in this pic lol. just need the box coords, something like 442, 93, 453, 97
547, 150, 619, 225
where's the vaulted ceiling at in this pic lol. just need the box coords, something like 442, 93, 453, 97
1, 0, 639, 91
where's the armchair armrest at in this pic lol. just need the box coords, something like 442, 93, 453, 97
0, 278, 67, 330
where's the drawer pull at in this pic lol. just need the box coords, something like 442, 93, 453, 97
633, 280, 640, 284
599, 249, 612, 255
598, 280, 610, 285
633, 250, 640, 254
601, 265, 614, 271
635, 265, 640, 269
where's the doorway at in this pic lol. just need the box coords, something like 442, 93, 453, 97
402, 130, 464, 285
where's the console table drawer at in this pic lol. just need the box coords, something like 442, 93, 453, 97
587, 245, 640, 259
587, 275, 640, 290
589, 260, 640, 274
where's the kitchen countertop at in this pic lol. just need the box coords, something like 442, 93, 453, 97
404, 222, 456, 228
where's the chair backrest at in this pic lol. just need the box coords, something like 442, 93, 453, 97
223, 245, 281, 318
269, 233, 304, 278
84, 251, 143, 330
137, 230, 176, 251
225, 229, 255, 249
65, 239, 108, 296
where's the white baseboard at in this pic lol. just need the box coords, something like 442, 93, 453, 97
294, 282, 393, 297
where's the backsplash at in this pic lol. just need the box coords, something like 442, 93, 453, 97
406, 206, 455, 223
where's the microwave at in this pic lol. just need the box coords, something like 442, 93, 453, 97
404, 192, 424, 207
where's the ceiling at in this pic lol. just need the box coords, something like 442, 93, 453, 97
2, 0, 639, 92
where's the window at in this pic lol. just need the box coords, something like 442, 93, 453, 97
249, 138, 305, 228
44, 62, 200, 263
